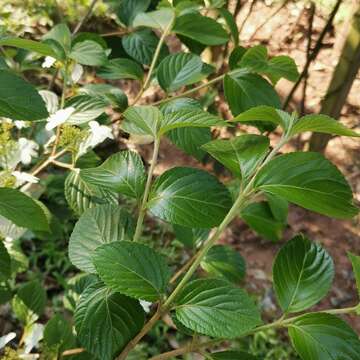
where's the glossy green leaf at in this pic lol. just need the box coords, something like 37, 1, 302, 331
229, 46, 247, 70
0, 70, 49, 121
69, 204, 134, 273
288, 313, 360, 360
290, 114, 360, 137
116, 0, 151, 26
64, 171, 118, 215
157, 52, 213, 92
93, 241, 171, 301
211, 351, 258, 360
241, 202, 285, 242
44, 314, 74, 353
97, 58, 144, 81
201, 245, 246, 283
75, 282, 145, 360
173, 225, 210, 248
239, 45, 268, 72
148, 167, 232, 228
174, 278, 262, 338
69, 40, 108, 66
273, 235, 334, 313
265, 193, 288, 224
348, 253, 360, 298
43, 23, 72, 53
265, 55, 299, 84
202, 134, 269, 178
17, 280, 47, 315
80, 151, 146, 199
0, 188, 49, 232
218, 8, 239, 46
0, 241, 11, 281
133, 8, 175, 31
122, 29, 168, 65
173, 12, 229, 45
254, 152, 358, 219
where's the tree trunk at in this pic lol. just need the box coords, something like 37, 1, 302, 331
309, 2, 360, 152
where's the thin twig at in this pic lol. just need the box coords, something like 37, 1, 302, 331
238, 0, 258, 37
62, 348, 85, 356
72, 0, 99, 35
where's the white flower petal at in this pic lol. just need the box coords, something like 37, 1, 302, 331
18, 138, 39, 165
12, 171, 39, 186
0, 332, 16, 349
39, 90, 59, 114
14, 120, 29, 129
42, 56, 56, 68
45, 107, 76, 131
71, 64, 83, 84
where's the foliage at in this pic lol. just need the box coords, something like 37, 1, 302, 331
0, 1, 359, 360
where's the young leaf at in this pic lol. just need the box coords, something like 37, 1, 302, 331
218, 8, 239, 46
93, 241, 171, 301
0, 70, 49, 121
69, 40, 108, 66
254, 152, 358, 219
80, 151, 146, 199
116, 0, 151, 26
211, 351, 258, 360
69, 204, 134, 273
157, 52, 213, 92
97, 58, 144, 81
0, 188, 49, 232
290, 114, 360, 137
64, 171, 118, 215
288, 313, 360, 360
348, 253, 360, 298
0, 241, 11, 281
201, 245, 246, 283
133, 8, 175, 31
17, 280, 47, 316
43, 23, 72, 54
75, 282, 145, 360
239, 45, 268, 72
122, 29, 168, 65
273, 235, 334, 313
173, 12, 229, 45
148, 167, 233, 228
265, 55, 299, 84
174, 278, 262, 338
173, 225, 210, 248
241, 202, 285, 242
202, 134, 269, 178
265, 193, 288, 224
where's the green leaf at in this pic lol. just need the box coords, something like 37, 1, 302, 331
202, 134, 269, 178
265, 193, 288, 224
224, 73, 281, 126
254, 152, 358, 219
232, 105, 292, 132
173, 12, 229, 45
72, 32, 108, 49
75, 282, 145, 360
148, 167, 232, 228
133, 8, 175, 31
218, 8, 239, 46
290, 114, 360, 137
229, 46, 247, 70
0, 188, 49, 232
80, 151, 146, 199
43, 23, 72, 53
211, 351, 258, 360
97, 58, 144, 81
265, 55, 299, 84
93, 241, 171, 301
348, 253, 360, 298
69, 204, 134, 273
157, 52, 213, 92
0, 37, 57, 58
116, 0, 151, 26
122, 29, 168, 65
64, 171, 118, 215
173, 225, 210, 248
0, 241, 11, 281
201, 245, 246, 283
241, 202, 285, 242
273, 235, 334, 313
122, 105, 162, 138
0, 70, 49, 121
288, 313, 360, 360
239, 45, 268, 73
69, 40, 108, 66
44, 314, 74, 353
174, 278, 262, 338
17, 280, 47, 315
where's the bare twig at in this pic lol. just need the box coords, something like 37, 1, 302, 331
72, 0, 99, 35
238, 0, 258, 36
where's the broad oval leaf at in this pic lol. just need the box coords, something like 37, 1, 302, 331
0, 188, 49, 232
201, 245, 246, 283
148, 167, 233, 228
273, 235, 334, 313
0, 241, 11, 281
174, 278, 262, 338
288, 313, 360, 360
17, 279, 47, 315
116, 0, 151, 26
42, 23, 72, 54
173, 225, 210, 248
265, 55, 299, 85
348, 253, 360, 298
157, 52, 213, 92
80, 151, 146, 199
43, 314, 74, 352
97, 58, 144, 81
133, 8, 175, 31
173, 13, 229, 45
69, 40, 108, 66
69, 204, 134, 273
0, 70, 49, 121
254, 152, 358, 219
202, 134, 269, 178
75, 282, 145, 360
93, 241, 171, 301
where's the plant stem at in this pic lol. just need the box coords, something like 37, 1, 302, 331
72, 0, 99, 35
133, 138, 160, 242
62, 348, 85, 357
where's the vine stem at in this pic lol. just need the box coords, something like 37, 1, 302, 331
133, 138, 160, 242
